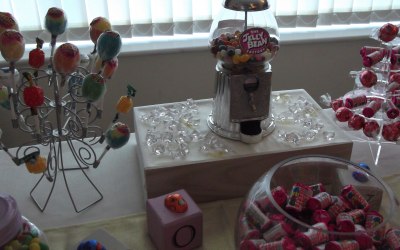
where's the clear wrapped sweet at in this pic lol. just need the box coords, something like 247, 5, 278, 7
235, 155, 399, 250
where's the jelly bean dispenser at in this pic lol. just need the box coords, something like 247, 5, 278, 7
208, 0, 279, 143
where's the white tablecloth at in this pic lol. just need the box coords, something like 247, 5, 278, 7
1, 113, 399, 231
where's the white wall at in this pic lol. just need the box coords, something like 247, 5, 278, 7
0, 37, 376, 148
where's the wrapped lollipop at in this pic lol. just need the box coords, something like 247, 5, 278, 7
0, 85, 10, 110
113, 85, 136, 122
94, 56, 118, 78
97, 30, 122, 62
23, 72, 44, 137
0, 12, 18, 36
377, 23, 399, 43
45, 7, 67, 43
53, 42, 80, 87
28, 37, 45, 77
89, 17, 111, 54
94, 122, 130, 168
25, 154, 47, 174
82, 73, 106, 102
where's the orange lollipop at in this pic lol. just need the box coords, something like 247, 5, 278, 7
53, 43, 80, 73
0, 12, 18, 34
0, 29, 24, 63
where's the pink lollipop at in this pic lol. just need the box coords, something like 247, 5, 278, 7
53, 43, 80, 74
0, 29, 25, 63
0, 12, 18, 34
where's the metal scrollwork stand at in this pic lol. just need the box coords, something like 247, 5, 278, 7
0, 41, 109, 213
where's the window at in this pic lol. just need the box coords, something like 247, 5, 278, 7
1, 0, 400, 57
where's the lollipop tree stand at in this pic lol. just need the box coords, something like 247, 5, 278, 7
0, 8, 133, 212
323, 22, 400, 167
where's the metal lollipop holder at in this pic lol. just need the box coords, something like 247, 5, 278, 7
208, 0, 279, 143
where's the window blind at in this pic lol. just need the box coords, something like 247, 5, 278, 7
1, 0, 399, 44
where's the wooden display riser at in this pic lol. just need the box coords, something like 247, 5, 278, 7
133, 89, 353, 203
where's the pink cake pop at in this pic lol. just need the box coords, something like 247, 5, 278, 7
0, 12, 18, 34
0, 29, 25, 63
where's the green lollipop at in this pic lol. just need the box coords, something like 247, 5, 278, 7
82, 73, 106, 102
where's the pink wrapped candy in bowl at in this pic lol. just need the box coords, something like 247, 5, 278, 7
236, 155, 399, 250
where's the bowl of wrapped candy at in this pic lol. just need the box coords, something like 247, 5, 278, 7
236, 155, 400, 250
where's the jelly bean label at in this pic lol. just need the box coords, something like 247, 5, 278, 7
240, 28, 270, 54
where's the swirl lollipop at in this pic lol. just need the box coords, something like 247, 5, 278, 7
82, 73, 106, 102
45, 7, 67, 39
53, 42, 80, 86
105, 122, 130, 149
97, 30, 122, 62
90, 17, 111, 54
0, 12, 18, 34
94, 122, 130, 168
0, 29, 25, 63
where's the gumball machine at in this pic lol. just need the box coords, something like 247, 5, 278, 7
208, 0, 279, 143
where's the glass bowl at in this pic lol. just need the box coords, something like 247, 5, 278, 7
235, 155, 399, 250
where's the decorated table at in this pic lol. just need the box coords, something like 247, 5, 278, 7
1, 90, 400, 249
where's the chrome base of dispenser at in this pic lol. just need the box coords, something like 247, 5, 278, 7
207, 114, 275, 143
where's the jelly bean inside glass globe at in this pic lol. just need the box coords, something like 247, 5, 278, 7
209, 7, 279, 69
235, 155, 397, 249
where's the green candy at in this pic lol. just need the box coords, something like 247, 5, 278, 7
82, 73, 106, 102
39, 242, 49, 250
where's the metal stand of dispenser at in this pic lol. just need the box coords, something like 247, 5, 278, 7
207, 62, 275, 144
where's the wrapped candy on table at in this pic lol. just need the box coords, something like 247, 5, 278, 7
235, 155, 399, 250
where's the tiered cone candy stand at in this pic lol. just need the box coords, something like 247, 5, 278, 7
325, 22, 400, 166
0, 8, 135, 212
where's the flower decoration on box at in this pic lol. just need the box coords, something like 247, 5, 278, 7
0, 8, 135, 212
322, 23, 400, 152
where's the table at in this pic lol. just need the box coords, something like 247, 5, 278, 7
1, 112, 400, 249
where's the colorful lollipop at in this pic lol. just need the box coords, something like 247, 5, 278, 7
0, 12, 18, 35
53, 42, 80, 74
25, 154, 47, 174
105, 122, 130, 149
0, 85, 10, 110
97, 30, 122, 62
113, 85, 136, 122
93, 122, 130, 168
28, 37, 45, 77
89, 17, 111, 53
23, 72, 44, 108
23, 72, 44, 135
94, 56, 118, 78
53, 42, 80, 86
45, 7, 67, 38
82, 73, 106, 102
0, 29, 25, 63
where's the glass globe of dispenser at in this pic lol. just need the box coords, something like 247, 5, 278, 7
209, 0, 280, 72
